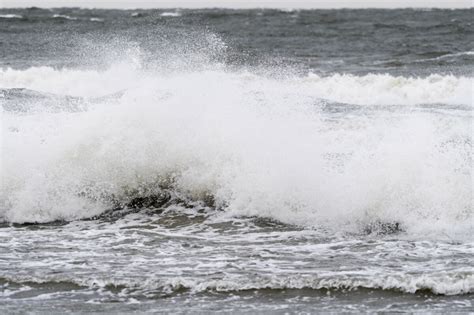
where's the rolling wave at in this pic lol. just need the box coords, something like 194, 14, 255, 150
1, 65, 472, 239
0, 14, 24, 19
1, 272, 472, 296
52, 14, 77, 21
0, 66, 471, 105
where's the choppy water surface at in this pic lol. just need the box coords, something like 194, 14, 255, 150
0, 7, 473, 313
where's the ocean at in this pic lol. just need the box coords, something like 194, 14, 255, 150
0, 7, 473, 313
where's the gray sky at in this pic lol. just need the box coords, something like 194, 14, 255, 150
1, 0, 472, 9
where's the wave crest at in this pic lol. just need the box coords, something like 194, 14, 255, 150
0, 66, 471, 105
2, 272, 472, 296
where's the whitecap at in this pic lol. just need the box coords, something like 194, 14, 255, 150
160, 12, 181, 17
416, 51, 474, 62
52, 14, 77, 20
0, 14, 23, 19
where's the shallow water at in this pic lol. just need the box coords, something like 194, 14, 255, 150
1, 209, 473, 312
0, 7, 473, 313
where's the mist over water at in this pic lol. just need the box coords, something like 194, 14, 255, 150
0, 7, 473, 313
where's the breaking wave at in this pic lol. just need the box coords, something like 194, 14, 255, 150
52, 14, 77, 21
1, 63, 472, 238
1, 273, 472, 296
0, 66, 471, 104
160, 12, 182, 17
0, 14, 24, 19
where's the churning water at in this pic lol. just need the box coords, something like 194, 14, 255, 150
0, 7, 473, 313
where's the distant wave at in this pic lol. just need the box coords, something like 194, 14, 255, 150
52, 14, 77, 20
131, 12, 145, 18
418, 50, 474, 62
444, 51, 474, 58
0, 14, 24, 19
160, 12, 182, 17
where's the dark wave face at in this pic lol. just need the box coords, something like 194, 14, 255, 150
0, 7, 473, 313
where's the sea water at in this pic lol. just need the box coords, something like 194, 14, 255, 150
0, 8, 473, 313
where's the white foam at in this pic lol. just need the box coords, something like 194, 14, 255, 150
303, 72, 472, 106
2, 267, 472, 296
0, 67, 471, 105
160, 12, 181, 17
1, 65, 472, 239
417, 50, 474, 62
52, 14, 77, 20
0, 65, 141, 97
0, 14, 23, 19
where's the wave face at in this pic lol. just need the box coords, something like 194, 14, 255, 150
1, 62, 472, 239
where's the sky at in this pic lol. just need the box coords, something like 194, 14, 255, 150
1, 0, 472, 9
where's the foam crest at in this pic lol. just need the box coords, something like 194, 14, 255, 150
160, 12, 182, 17
1, 64, 472, 238
0, 67, 471, 105
2, 272, 472, 296
52, 14, 77, 20
0, 65, 141, 98
0, 14, 23, 19
302, 73, 473, 106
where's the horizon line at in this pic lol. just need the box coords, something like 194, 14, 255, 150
1, 1, 472, 10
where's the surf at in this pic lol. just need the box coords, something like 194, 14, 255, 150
0, 63, 472, 240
